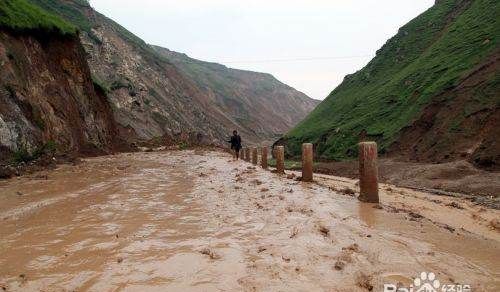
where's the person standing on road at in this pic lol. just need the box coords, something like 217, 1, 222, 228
228, 130, 242, 160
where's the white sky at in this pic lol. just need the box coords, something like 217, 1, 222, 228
89, 0, 434, 100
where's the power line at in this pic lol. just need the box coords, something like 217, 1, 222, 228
210, 54, 373, 64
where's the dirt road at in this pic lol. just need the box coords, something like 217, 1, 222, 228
0, 150, 499, 291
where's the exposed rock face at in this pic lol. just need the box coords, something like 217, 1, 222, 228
152, 47, 319, 143
78, 11, 227, 145
1, 0, 318, 167
0, 30, 119, 161
31, 0, 318, 146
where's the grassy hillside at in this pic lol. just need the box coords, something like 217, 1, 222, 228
30, 0, 167, 60
0, 0, 76, 35
283, 0, 498, 162
27, 0, 91, 31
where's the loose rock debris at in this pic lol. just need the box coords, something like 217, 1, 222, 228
199, 247, 221, 260
356, 272, 374, 291
341, 187, 356, 195
334, 260, 346, 271
318, 225, 330, 237
446, 202, 464, 209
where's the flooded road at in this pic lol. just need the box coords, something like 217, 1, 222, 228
0, 150, 499, 291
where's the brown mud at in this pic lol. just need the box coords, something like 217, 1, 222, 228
0, 150, 499, 291
314, 159, 500, 208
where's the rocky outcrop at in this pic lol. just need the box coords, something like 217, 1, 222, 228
0, 29, 120, 162
1, 0, 318, 170
30, 0, 318, 146
77, 12, 227, 145
152, 47, 319, 143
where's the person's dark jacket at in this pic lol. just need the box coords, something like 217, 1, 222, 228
228, 135, 242, 150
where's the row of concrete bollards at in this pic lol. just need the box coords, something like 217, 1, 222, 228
240, 142, 379, 203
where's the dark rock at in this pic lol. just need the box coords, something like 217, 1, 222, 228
0, 166, 15, 179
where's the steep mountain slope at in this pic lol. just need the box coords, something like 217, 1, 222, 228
29, 0, 318, 145
152, 46, 318, 143
280, 0, 499, 169
0, 0, 120, 164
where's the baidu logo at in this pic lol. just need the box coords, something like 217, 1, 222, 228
413, 272, 440, 292
383, 272, 471, 292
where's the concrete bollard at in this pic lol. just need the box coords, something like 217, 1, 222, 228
276, 146, 285, 174
358, 142, 379, 203
261, 146, 268, 169
252, 147, 258, 165
301, 143, 313, 182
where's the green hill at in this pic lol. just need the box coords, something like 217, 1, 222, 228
281, 0, 499, 168
0, 0, 76, 35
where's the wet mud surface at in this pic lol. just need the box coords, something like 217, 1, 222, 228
0, 150, 499, 291
313, 159, 500, 206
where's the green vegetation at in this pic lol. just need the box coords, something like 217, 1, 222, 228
12, 141, 57, 164
0, 0, 76, 35
178, 142, 189, 150
28, 0, 170, 63
28, 0, 91, 31
268, 158, 302, 170
267, 158, 322, 170
284, 0, 499, 160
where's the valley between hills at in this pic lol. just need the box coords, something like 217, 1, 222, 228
0, 0, 498, 291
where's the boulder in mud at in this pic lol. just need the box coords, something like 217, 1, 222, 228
0, 165, 15, 179
200, 247, 221, 260
334, 260, 345, 271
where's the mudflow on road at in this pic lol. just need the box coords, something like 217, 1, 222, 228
0, 150, 498, 291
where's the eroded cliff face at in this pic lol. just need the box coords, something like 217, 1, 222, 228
152, 47, 319, 144
389, 51, 499, 170
0, 0, 318, 170
0, 30, 119, 162
78, 12, 228, 145
29, 0, 318, 146
77, 10, 318, 145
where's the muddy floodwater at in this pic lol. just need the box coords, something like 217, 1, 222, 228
0, 150, 499, 291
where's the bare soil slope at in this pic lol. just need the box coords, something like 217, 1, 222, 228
0, 29, 121, 163
30, 0, 319, 145
152, 46, 319, 144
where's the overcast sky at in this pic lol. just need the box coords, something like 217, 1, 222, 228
89, 0, 434, 100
